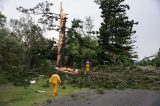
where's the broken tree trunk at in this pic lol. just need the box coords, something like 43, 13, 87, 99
55, 3, 79, 75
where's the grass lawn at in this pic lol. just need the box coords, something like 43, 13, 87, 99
0, 77, 88, 106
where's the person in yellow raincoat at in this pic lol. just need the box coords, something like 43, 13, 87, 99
49, 72, 61, 96
85, 60, 91, 75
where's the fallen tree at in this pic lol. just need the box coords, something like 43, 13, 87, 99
68, 65, 160, 90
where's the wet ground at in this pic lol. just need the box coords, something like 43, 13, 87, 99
47, 89, 160, 106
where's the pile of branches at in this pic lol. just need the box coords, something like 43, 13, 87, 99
86, 65, 160, 90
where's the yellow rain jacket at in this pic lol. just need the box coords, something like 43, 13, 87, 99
49, 74, 61, 96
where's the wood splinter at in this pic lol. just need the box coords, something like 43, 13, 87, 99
55, 67, 79, 75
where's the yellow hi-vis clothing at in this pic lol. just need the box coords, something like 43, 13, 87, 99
86, 64, 90, 74
49, 74, 61, 96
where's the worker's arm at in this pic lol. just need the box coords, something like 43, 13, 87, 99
49, 76, 52, 83
57, 75, 61, 84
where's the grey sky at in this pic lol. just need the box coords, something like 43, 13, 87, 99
126, 0, 160, 60
0, 0, 6, 10
1, 0, 160, 60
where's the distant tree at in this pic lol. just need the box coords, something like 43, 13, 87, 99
0, 31, 26, 85
17, 1, 60, 31
95, 0, 138, 65
0, 13, 25, 85
65, 19, 98, 67
16, 1, 100, 68
10, 16, 57, 75
138, 48, 160, 67
151, 48, 160, 67
138, 58, 150, 66
84, 16, 94, 36
0, 12, 6, 29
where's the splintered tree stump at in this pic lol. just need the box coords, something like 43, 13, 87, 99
55, 3, 80, 75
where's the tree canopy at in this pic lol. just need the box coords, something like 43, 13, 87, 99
0, 0, 141, 86
95, 0, 138, 65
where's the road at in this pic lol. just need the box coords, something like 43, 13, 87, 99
47, 89, 160, 106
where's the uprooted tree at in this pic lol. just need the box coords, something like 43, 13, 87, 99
17, 1, 79, 75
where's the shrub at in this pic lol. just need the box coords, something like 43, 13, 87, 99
61, 85, 66, 89
0, 74, 9, 84
96, 88, 105, 94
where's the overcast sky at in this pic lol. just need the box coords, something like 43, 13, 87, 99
0, 0, 160, 60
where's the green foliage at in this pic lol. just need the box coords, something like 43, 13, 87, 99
61, 85, 66, 89
96, 0, 138, 65
151, 49, 160, 67
0, 12, 6, 28
138, 48, 160, 67
68, 65, 160, 90
0, 28, 26, 85
96, 88, 105, 94
65, 19, 99, 67
17, 1, 57, 30
0, 74, 9, 84
138, 59, 150, 66
41, 80, 50, 88
0, 78, 88, 106
0, 13, 57, 86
